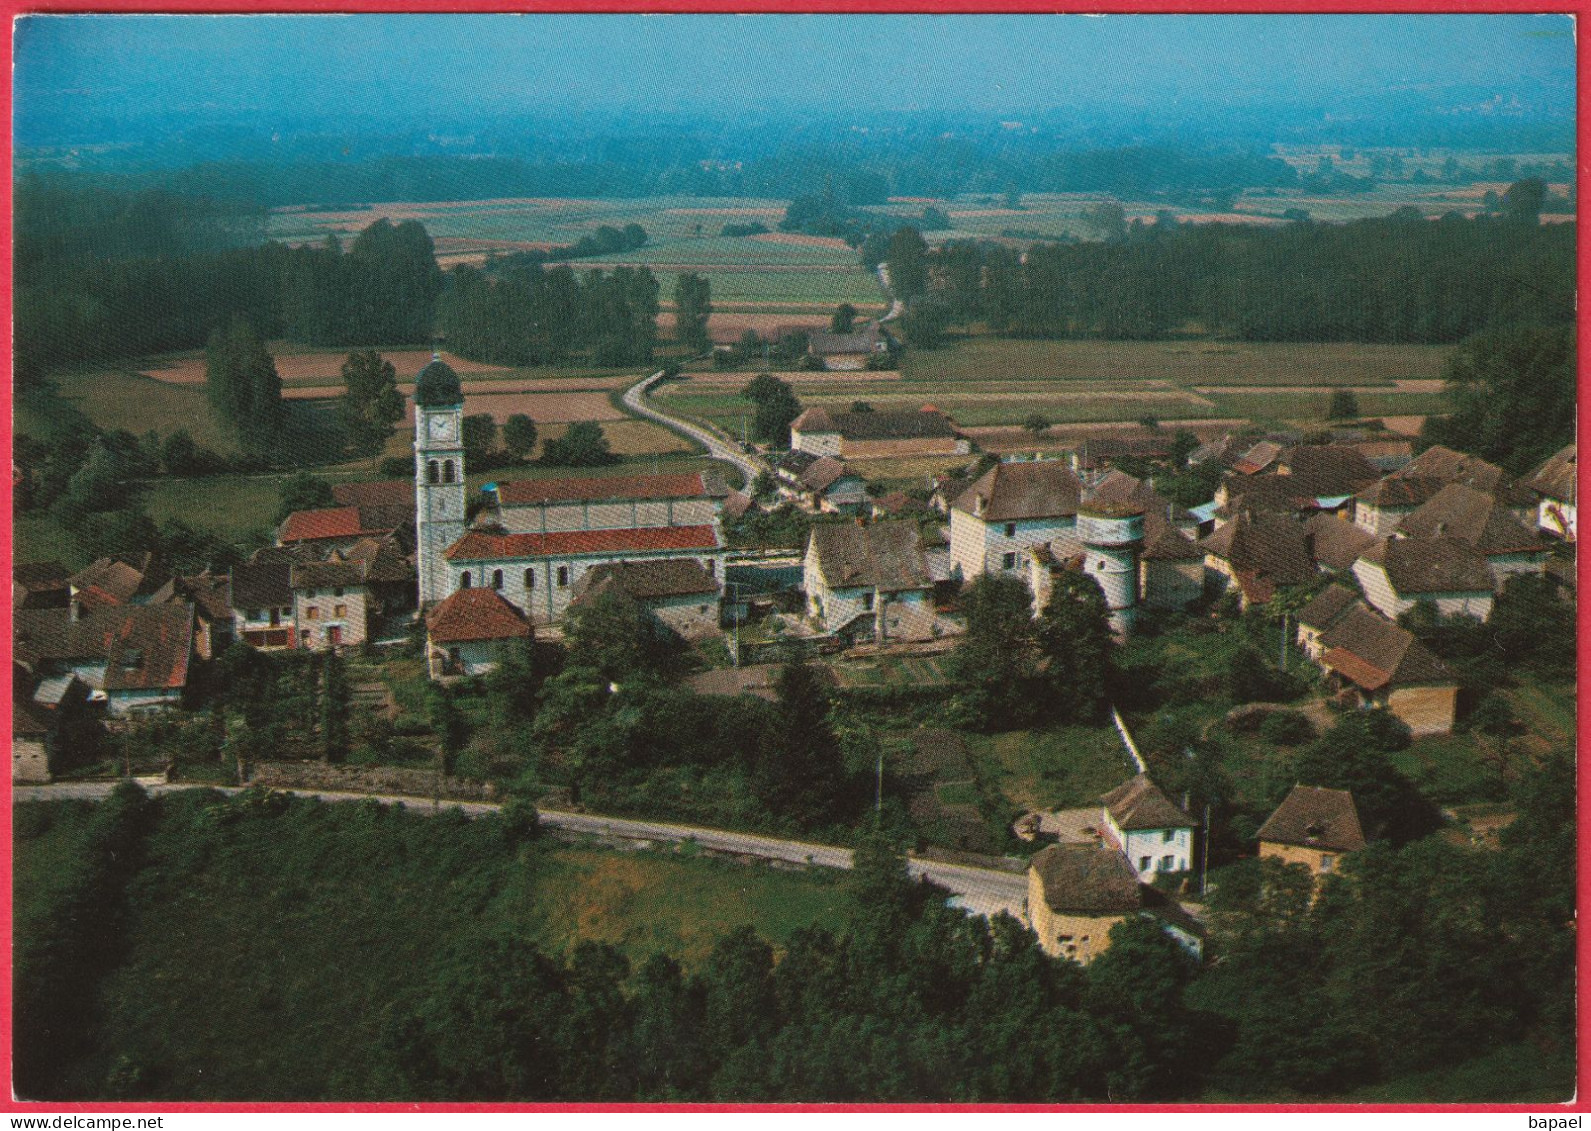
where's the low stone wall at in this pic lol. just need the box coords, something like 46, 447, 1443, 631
250, 761, 496, 803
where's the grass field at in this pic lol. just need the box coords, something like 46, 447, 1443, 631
13, 795, 848, 1100
50, 369, 239, 453
13, 514, 92, 571
971, 726, 1137, 813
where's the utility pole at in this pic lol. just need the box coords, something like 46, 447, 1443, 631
875, 746, 884, 818
1201, 802, 1212, 898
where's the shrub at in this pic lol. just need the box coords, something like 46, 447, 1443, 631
1258, 710, 1316, 746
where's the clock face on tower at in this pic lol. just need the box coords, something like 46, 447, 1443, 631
428, 414, 459, 443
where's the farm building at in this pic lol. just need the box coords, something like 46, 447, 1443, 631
804, 520, 935, 643
1258, 785, 1367, 879
1522, 443, 1576, 542
790, 405, 969, 460
806, 322, 891, 370
774, 452, 869, 514
1314, 603, 1458, 736
1352, 537, 1497, 622
949, 460, 1084, 582
1523, 443, 1576, 542
425, 588, 533, 679
569, 559, 724, 641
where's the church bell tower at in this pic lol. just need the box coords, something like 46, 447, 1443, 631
413, 355, 467, 606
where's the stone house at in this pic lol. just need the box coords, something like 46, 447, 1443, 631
1352, 537, 1496, 622
1200, 511, 1318, 609
16, 603, 198, 717
1315, 603, 1458, 736
790, 405, 969, 460
1099, 774, 1195, 880
1258, 785, 1367, 879
425, 587, 533, 679
804, 520, 935, 643
949, 460, 1084, 582
774, 452, 869, 514
229, 557, 297, 649
291, 559, 374, 651
1522, 443, 1576, 542
569, 558, 724, 641
1026, 843, 1142, 964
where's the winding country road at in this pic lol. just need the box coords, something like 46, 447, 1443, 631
15, 780, 1031, 922
623, 369, 768, 488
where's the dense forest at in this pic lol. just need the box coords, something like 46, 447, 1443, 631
902, 205, 1576, 344
13, 749, 1573, 1102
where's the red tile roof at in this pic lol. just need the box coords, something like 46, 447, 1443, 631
445, 524, 721, 561
426, 588, 532, 644
493, 473, 709, 506
278, 507, 366, 543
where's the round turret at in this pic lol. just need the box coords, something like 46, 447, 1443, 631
1077, 502, 1146, 548
414, 356, 463, 407
1077, 502, 1144, 634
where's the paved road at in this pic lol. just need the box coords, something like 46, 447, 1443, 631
876, 264, 905, 323
15, 780, 1030, 922
623, 369, 768, 487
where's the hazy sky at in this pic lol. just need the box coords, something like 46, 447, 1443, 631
15, 13, 1576, 131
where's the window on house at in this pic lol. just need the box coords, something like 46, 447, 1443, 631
1002, 552, 1017, 570
305, 606, 319, 621
443, 460, 455, 483
1162, 829, 1176, 843
300, 630, 311, 643
1162, 854, 1176, 871
461, 571, 472, 589
863, 592, 875, 611
427, 460, 439, 484
492, 570, 504, 590
333, 588, 344, 598
334, 604, 347, 618
525, 569, 536, 589
1139, 856, 1151, 872
706, 560, 715, 577
249, 609, 263, 621
1005, 523, 1017, 537
1320, 854, 1335, 872
557, 566, 569, 587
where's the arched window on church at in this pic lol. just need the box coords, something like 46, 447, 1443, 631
443, 460, 455, 483
427, 460, 439, 484
492, 569, 504, 590
460, 571, 472, 589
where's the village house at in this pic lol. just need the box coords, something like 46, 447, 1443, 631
949, 460, 1084, 582
1315, 602, 1458, 736
790, 405, 969, 460
277, 504, 412, 556
66, 552, 169, 616
1522, 443, 1576, 542
1258, 785, 1367, 879
773, 452, 869, 514
569, 558, 724, 641
13, 602, 196, 717
291, 558, 376, 651
1352, 536, 1497, 622
1099, 774, 1195, 880
1352, 476, 1444, 536
805, 322, 891, 370
804, 520, 935, 643
1064, 429, 1175, 478
1025, 842, 1204, 964
12, 699, 53, 783
1294, 583, 1362, 661
1392, 483, 1551, 588
425, 587, 532, 679
150, 571, 234, 660
14, 561, 71, 610
229, 554, 297, 649
1200, 510, 1318, 608
1303, 511, 1379, 574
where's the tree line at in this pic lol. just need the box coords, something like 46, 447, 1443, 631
898, 203, 1574, 345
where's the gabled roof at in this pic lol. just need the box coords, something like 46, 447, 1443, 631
1305, 512, 1379, 572
1395, 483, 1548, 556
1258, 785, 1367, 854
278, 506, 405, 544
331, 480, 417, 510
571, 558, 720, 606
290, 558, 372, 591
1201, 511, 1317, 586
14, 561, 69, 593
872, 490, 933, 518
1140, 512, 1202, 561
446, 525, 722, 561
1357, 475, 1444, 510
809, 520, 932, 593
809, 324, 885, 355
1524, 444, 1576, 504
492, 472, 711, 506
791, 406, 836, 433
800, 456, 854, 494
1296, 583, 1363, 633
426, 588, 532, 644
152, 574, 233, 622
1359, 536, 1497, 595
1029, 843, 1143, 915
1233, 440, 1284, 475
954, 461, 1083, 522
230, 561, 294, 610
1275, 445, 1381, 498
1101, 774, 1193, 831
99, 604, 195, 692
1394, 445, 1509, 493
1084, 469, 1195, 527
13, 698, 51, 738
68, 554, 165, 604
343, 537, 416, 583
1319, 605, 1453, 690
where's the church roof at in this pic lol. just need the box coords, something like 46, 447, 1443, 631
446, 524, 721, 562
414, 357, 463, 407
492, 472, 711, 506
